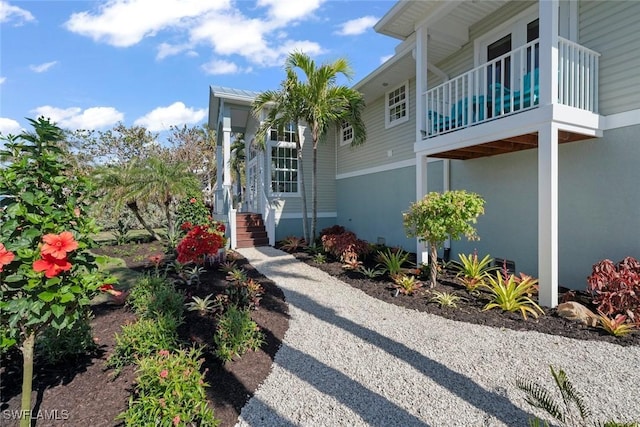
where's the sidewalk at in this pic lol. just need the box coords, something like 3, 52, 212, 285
235, 246, 640, 427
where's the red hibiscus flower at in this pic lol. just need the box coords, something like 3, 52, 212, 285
98, 284, 123, 296
0, 243, 15, 272
33, 254, 72, 278
190, 198, 197, 203
41, 231, 78, 259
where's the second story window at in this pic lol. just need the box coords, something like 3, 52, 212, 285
340, 121, 353, 146
385, 81, 409, 128
269, 123, 296, 142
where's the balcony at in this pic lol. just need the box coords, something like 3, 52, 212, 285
424, 37, 600, 140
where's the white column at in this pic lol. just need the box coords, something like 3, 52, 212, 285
538, 124, 559, 308
222, 105, 232, 189
539, 0, 559, 107
415, 153, 429, 265
415, 23, 428, 143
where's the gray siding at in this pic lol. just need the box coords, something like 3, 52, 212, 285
336, 161, 444, 249
580, 1, 640, 114
337, 78, 416, 175
449, 125, 640, 289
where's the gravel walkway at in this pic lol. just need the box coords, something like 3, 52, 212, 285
235, 247, 640, 427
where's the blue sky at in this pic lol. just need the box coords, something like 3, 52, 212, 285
0, 0, 399, 141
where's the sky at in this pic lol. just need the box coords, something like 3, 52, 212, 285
0, 0, 399, 142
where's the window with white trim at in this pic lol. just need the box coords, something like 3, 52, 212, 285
269, 142, 299, 195
269, 123, 296, 142
385, 81, 409, 128
340, 121, 353, 146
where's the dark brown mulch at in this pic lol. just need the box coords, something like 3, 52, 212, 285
286, 250, 640, 347
1, 242, 289, 427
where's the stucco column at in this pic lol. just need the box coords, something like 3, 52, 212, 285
415, 153, 429, 265
538, 124, 559, 308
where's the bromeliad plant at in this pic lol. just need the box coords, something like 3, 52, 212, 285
376, 247, 411, 278
392, 274, 423, 296
596, 310, 637, 337
0, 118, 113, 427
453, 252, 497, 292
482, 272, 545, 320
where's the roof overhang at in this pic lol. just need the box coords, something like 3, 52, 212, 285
208, 86, 260, 134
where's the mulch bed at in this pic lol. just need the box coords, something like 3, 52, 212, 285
285, 249, 640, 347
0, 242, 289, 427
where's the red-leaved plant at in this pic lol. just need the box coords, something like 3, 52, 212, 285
176, 222, 226, 265
587, 256, 640, 325
321, 230, 369, 261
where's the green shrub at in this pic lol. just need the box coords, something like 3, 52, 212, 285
214, 305, 264, 363
225, 278, 263, 310
128, 274, 184, 320
106, 315, 180, 375
117, 347, 219, 427
36, 313, 96, 364
175, 196, 211, 230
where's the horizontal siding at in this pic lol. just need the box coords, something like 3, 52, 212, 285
337, 78, 416, 175
580, 1, 640, 114
267, 125, 336, 215
434, 1, 535, 83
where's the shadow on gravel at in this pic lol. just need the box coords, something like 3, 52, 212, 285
284, 289, 535, 426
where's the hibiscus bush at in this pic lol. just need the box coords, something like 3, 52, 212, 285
175, 195, 211, 231
0, 117, 111, 426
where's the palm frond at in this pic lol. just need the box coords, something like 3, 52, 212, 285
516, 376, 565, 422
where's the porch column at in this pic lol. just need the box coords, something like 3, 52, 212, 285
538, 124, 559, 308
539, 0, 559, 106
415, 153, 429, 265
222, 105, 233, 190
415, 22, 428, 143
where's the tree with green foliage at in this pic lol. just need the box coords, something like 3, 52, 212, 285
285, 51, 366, 241
128, 156, 201, 238
403, 190, 485, 287
253, 68, 311, 242
95, 161, 164, 241
0, 117, 112, 427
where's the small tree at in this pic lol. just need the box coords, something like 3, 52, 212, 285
1, 118, 110, 427
403, 190, 485, 287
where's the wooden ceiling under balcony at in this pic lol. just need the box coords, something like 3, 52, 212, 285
434, 130, 594, 160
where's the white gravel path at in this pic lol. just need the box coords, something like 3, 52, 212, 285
235, 247, 640, 427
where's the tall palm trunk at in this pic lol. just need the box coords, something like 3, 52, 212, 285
126, 201, 163, 241
311, 141, 318, 242
296, 126, 309, 243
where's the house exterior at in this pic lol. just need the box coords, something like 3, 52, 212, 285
209, 0, 640, 307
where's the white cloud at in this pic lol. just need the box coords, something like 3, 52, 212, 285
0, 77, 5, 85
380, 54, 393, 64
335, 16, 378, 36
134, 102, 206, 132
31, 106, 124, 130
64, 0, 327, 68
0, 1, 35, 26
201, 59, 242, 75
65, 0, 229, 47
0, 117, 22, 135
257, 0, 324, 22
30, 61, 58, 73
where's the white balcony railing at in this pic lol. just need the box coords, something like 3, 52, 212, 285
424, 37, 599, 138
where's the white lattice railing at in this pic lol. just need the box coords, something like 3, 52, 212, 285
424, 37, 599, 138
558, 37, 600, 112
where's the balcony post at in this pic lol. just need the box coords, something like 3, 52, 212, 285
539, 0, 559, 106
538, 123, 559, 308
415, 153, 429, 265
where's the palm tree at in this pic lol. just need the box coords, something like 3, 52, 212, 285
252, 69, 311, 243
95, 161, 164, 241
230, 137, 245, 204
285, 51, 366, 240
128, 156, 201, 238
